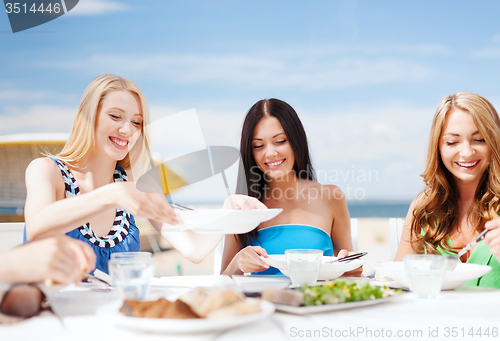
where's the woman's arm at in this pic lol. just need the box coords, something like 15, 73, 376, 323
0, 236, 96, 284
149, 194, 269, 265
326, 185, 363, 277
25, 158, 178, 240
220, 235, 270, 277
394, 195, 422, 261
327, 185, 354, 255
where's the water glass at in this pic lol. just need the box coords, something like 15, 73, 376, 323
285, 249, 323, 286
108, 252, 155, 300
404, 254, 446, 299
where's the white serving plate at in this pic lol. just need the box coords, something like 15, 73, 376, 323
99, 298, 275, 334
275, 295, 401, 315
372, 262, 492, 290
261, 255, 365, 281
163, 209, 282, 234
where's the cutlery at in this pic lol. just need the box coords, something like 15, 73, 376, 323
445, 229, 489, 271
326, 252, 368, 263
82, 273, 113, 287
172, 203, 195, 211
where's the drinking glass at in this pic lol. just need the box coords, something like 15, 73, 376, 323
403, 254, 446, 299
285, 249, 323, 286
108, 252, 155, 300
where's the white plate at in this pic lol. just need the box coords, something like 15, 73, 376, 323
275, 295, 400, 315
261, 255, 365, 280
100, 298, 275, 334
372, 262, 492, 290
163, 209, 282, 234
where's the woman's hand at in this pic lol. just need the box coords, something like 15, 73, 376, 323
1, 236, 96, 284
234, 246, 270, 273
337, 249, 363, 277
111, 182, 178, 225
223, 194, 267, 210
484, 219, 500, 261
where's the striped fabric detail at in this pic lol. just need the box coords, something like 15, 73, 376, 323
52, 159, 131, 248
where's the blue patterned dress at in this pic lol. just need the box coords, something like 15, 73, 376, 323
24, 157, 141, 274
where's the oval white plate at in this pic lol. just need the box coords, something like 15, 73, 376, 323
163, 209, 282, 235
261, 255, 365, 280
99, 298, 275, 334
372, 262, 492, 290
275, 295, 402, 315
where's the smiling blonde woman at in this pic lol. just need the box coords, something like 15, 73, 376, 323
395, 91, 500, 288
23, 74, 222, 274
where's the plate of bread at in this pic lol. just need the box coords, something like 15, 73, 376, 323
101, 287, 275, 333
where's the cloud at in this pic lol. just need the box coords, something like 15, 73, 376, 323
0, 105, 75, 135
65, 0, 129, 16
471, 46, 500, 59
39, 52, 435, 90
302, 102, 433, 165
0, 90, 50, 101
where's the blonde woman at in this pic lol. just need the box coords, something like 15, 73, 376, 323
395, 91, 500, 288
24, 74, 222, 273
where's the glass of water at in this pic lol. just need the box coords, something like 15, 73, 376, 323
403, 254, 446, 299
108, 252, 155, 300
285, 249, 323, 286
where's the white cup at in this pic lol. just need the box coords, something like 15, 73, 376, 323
108, 252, 155, 300
285, 249, 323, 286
404, 254, 446, 299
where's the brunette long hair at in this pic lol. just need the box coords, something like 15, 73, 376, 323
235, 98, 315, 244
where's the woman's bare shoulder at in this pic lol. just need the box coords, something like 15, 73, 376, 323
26, 157, 60, 178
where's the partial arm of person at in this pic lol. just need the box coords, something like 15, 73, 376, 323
0, 236, 96, 284
483, 219, 500, 262
394, 195, 422, 261
221, 194, 271, 276
220, 234, 270, 277
150, 219, 224, 264
25, 158, 178, 240
326, 185, 362, 276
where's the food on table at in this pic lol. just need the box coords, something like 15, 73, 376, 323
179, 287, 243, 317
120, 287, 261, 319
121, 298, 199, 319
261, 288, 304, 307
262, 279, 402, 306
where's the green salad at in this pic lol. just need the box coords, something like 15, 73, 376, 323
299, 279, 402, 306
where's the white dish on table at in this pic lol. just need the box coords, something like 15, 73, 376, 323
372, 262, 492, 290
163, 209, 282, 234
275, 295, 401, 315
261, 255, 365, 281
99, 298, 274, 334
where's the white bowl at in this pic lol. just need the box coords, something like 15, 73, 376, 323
163, 209, 282, 234
261, 255, 365, 281
372, 261, 492, 290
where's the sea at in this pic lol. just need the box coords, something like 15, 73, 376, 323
184, 201, 411, 218
347, 201, 411, 218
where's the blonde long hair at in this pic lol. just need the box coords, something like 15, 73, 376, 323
56, 74, 152, 178
411, 91, 500, 254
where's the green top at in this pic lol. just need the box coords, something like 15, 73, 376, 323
428, 236, 500, 288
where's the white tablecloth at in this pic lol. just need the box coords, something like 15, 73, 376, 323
1, 276, 499, 341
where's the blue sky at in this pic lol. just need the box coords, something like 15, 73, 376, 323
2, 0, 500, 204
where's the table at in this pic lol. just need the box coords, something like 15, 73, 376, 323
1, 276, 499, 341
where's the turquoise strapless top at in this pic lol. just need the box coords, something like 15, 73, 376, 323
248, 224, 334, 275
